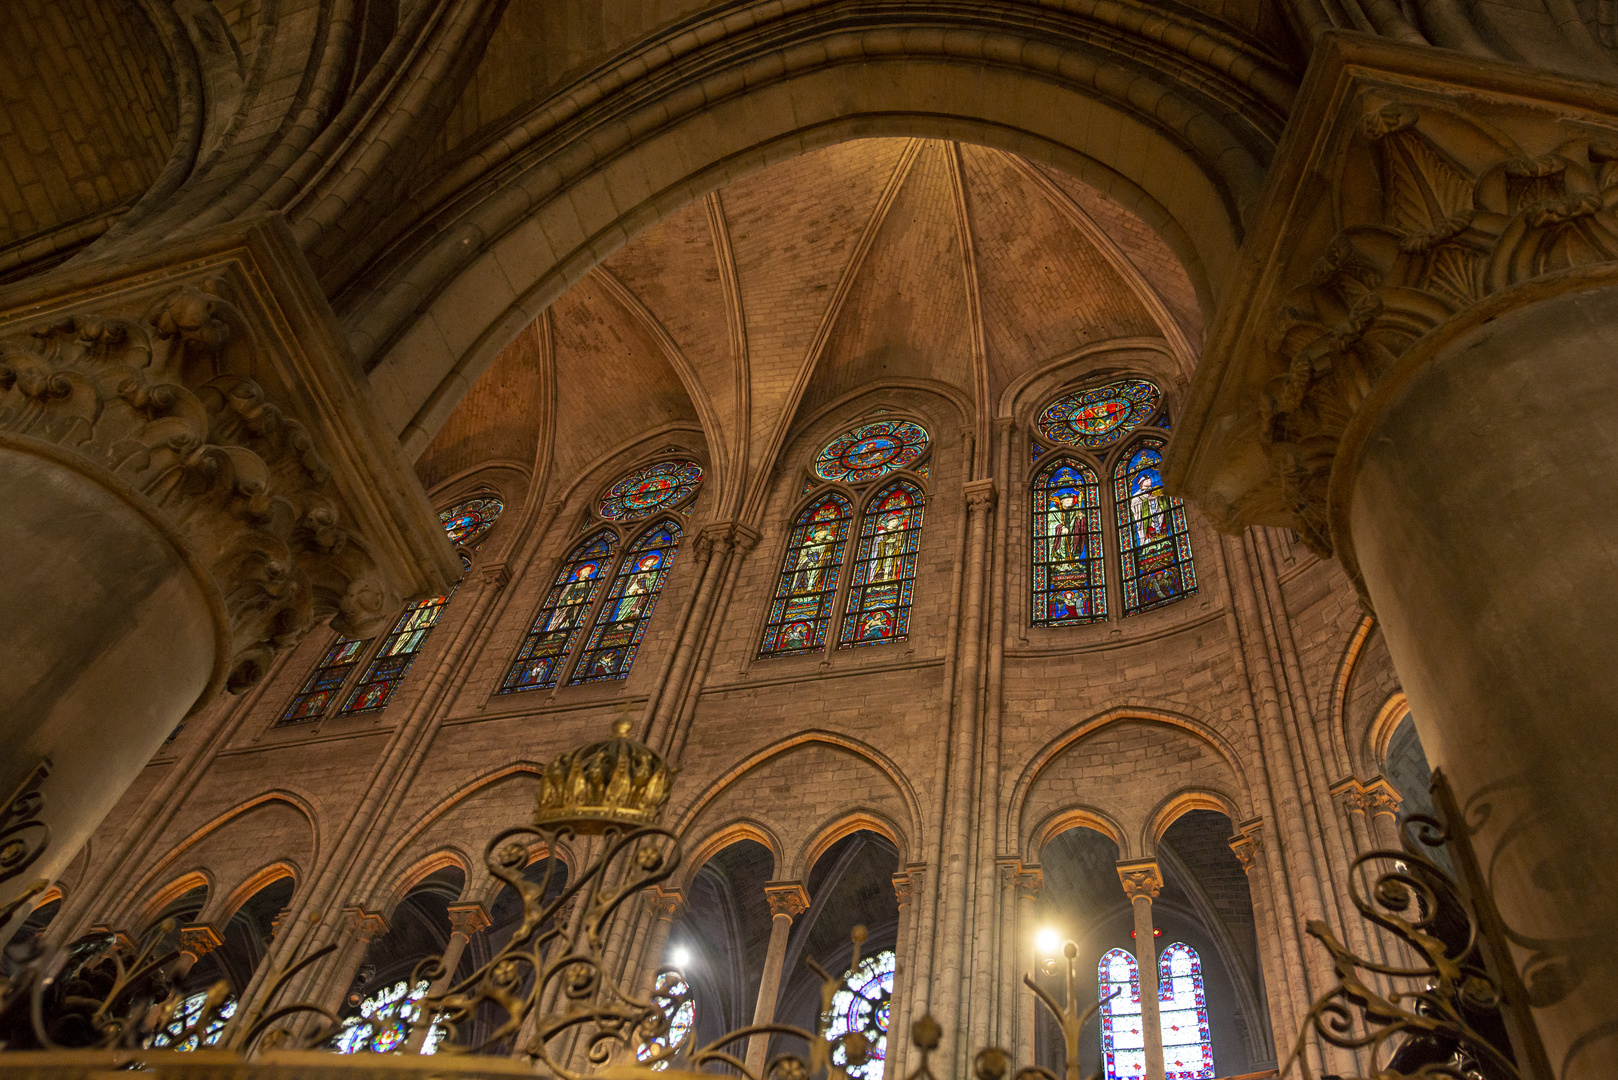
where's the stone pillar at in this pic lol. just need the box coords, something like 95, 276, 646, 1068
638, 888, 686, 994
884, 874, 915, 1080
176, 923, 224, 981
1015, 866, 1042, 1068
1169, 35, 1618, 1074
745, 881, 809, 1077
404, 903, 490, 1053
319, 908, 390, 1021
1117, 860, 1164, 1080
0, 219, 458, 932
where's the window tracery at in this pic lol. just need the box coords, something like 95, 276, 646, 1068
825, 949, 895, 1080
1114, 440, 1197, 615
759, 492, 855, 657
1157, 943, 1214, 1079
146, 991, 235, 1050
838, 481, 924, 648
279, 636, 374, 724
1099, 948, 1146, 1080
570, 520, 683, 683
812, 420, 929, 484
500, 530, 619, 693
331, 978, 445, 1055
1030, 458, 1106, 626
439, 495, 504, 547
636, 972, 695, 1071
1037, 378, 1160, 448
598, 460, 703, 521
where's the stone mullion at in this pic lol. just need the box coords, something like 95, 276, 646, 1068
929, 478, 997, 1074
970, 420, 1014, 1055
1212, 531, 1344, 1071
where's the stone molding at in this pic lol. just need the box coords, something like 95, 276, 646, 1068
1169, 33, 1618, 583
1116, 858, 1163, 900
0, 217, 459, 695
763, 881, 810, 921
342, 907, 389, 944
178, 922, 224, 959
1330, 775, 1403, 818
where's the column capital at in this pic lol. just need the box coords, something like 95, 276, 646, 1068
0, 218, 459, 693
178, 922, 224, 960
342, 907, 389, 943
477, 561, 513, 589
891, 873, 914, 909
1166, 32, 1618, 582
1016, 866, 1043, 899
1228, 819, 1265, 876
647, 887, 686, 921
1330, 775, 1371, 813
1362, 776, 1403, 819
85, 925, 136, 953
445, 902, 492, 937
964, 478, 998, 512
763, 881, 810, 920
1116, 858, 1163, 900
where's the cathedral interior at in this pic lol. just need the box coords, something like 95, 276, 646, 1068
0, 3, 1614, 1080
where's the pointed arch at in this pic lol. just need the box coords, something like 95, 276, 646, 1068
500, 528, 619, 692
839, 480, 925, 648
759, 491, 855, 657
1113, 437, 1197, 616
570, 518, 684, 683
1099, 947, 1146, 1080
1157, 943, 1215, 1079
1031, 455, 1107, 625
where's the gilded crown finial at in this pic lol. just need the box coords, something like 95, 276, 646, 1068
534, 718, 672, 833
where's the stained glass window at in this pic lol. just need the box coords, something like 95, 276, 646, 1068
439, 496, 504, 548
1099, 948, 1147, 1080
1114, 440, 1197, 616
147, 991, 235, 1050
759, 493, 854, 657
279, 636, 374, 725
501, 530, 619, 692
331, 978, 446, 1055
599, 461, 703, 521
570, 521, 682, 683
339, 593, 453, 714
826, 949, 894, 1080
1037, 379, 1161, 448
1031, 458, 1107, 625
636, 973, 695, 1071
813, 420, 929, 484
1157, 944, 1214, 1080
838, 482, 924, 648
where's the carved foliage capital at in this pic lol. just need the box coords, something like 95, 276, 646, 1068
647, 888, 685, 921
344, 907, 389, 943
1016, 867, 1043, 900
892, 873, 914, 909
764, 881, 810, 920
178, 923, 224, 959
446, 902, 492, 938
1116, 859, 1163, 900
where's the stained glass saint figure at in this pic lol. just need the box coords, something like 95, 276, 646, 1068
340, 593, 453, 714
838, 481, 924, 648
501, 531, 618, 691
760, 493, 853, 657
1114, 440, 1197, 615
1099, 948, 1147, 1080
1031, 458, 1106, 625
571, 522, 682, 683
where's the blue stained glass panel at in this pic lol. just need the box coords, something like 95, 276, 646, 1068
1114, 440, 1197, 616
340, 593, 453, 714
838, 481, 924, 649
501, 531, 618, 692
759, 493, 853, 657
1031, 458, 1107, 625
570, 521, 682, 683
439, 496, 504, 548
599, 461, 703, 521
812, 420, 929, 485
280, 636, 374, 724
1037, 379, 1161, 448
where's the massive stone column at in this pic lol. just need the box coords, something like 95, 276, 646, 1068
0, 217, 459, 937
403, 902, 490, 1053
745, 881, 810, 1077
1117, 860, 1165, 1080
1170, 32, 1618, 1077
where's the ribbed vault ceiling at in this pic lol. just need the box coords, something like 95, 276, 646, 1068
416, 138, 1202, 504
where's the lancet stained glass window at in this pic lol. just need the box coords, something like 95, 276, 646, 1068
599, 460, 703, 521
331, 979, 445, 1055
340, 592, 454, 714
439, 496, 504, 548
1037, 379, 1160, 448
570, 521, 682, 683
1114, 440, 1197, 615
279, 636, 374, 724
146, 991, 235, 1050
812, 420, 929, 485
838, 481, 924, 648
1031, 458, 1107, 625
1099, 948, 1147, 1080
759, 492, 854, 657
825, 949, 895, 1080
501, 531, 619, 692
636, 973, 695, 1071
1157, 943, 1214, 1080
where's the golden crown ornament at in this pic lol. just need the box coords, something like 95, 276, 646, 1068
534, 717, 673, 832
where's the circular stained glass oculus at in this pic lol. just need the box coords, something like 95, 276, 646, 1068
599, 460, 704, 521
1036, 378, 1161, 448
813, 420, 929, 484
439, 496, 504, 547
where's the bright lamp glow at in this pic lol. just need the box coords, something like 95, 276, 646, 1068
671, 946, 692, 968
1035, 928, 1061, 956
